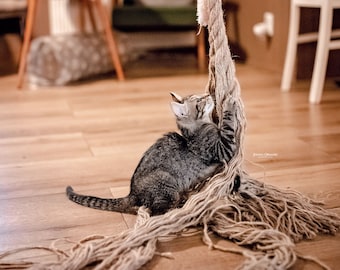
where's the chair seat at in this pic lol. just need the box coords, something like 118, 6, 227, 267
112, 6, 197, 32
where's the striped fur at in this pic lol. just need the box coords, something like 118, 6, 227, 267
66, 93, 238, 215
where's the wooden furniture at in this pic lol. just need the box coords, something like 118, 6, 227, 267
17, 0, 125, 89
281, 0, 340, 104
112, 0, 206, 71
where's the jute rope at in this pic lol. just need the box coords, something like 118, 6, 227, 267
0, 1, 339, 269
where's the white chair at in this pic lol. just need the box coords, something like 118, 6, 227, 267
281, 0, 340, 104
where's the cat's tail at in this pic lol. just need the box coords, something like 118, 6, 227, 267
66, 186, 138, 215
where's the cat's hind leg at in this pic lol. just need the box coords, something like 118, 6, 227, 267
149, 188, 181, 216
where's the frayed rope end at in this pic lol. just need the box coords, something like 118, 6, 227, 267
197, 0, 209, 27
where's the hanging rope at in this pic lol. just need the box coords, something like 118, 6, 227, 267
0, 1, 339, 269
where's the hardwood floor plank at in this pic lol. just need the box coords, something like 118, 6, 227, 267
0, 133, 92, 165
244, 133, 339, 170
0, 191, 128, 252
0, 156, 134, 200
247, 163, 340, 209
0, 100, 72, 120
0, 115, 115, 139
300, 133, 340, 158
293, 233, 340, 270
142, 234, 244, 270
0, 156, 132, 254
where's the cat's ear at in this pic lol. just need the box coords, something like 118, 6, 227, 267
170, 92, 183, 103
170, 102, 189, 118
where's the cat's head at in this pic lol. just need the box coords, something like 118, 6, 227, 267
170, 92, 215, 135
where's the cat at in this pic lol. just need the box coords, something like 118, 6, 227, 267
66, 92, 240, 215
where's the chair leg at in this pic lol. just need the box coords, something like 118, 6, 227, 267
17, 0, 38, 89
85, 0, 97, 32
197, 29, 206, 72
281, 1, 300, 91
79, 0, 86, 32
92, 0, 124, 81
309, 2, 333, 104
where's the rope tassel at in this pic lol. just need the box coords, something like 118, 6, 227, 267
0, 1, 339, 269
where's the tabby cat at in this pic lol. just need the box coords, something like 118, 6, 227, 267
66, 92, 239, 215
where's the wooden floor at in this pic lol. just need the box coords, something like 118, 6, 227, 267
0, 53, 339, 269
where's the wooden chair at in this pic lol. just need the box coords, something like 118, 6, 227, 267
281, 0, 340, 104
17, 0, 125, 89
112, 0, 206, 72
